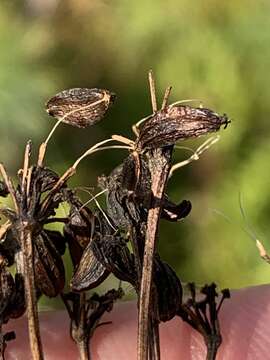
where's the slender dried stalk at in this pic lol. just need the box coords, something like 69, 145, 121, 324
206, 338, 220, 360
0, 322, 4, 360
0, 161, 43, 360
138, 149, 171, 360
161, 86, 172, 110
78, 341, 90, 360
148, 315, 160, 360
137, 71, 173, 360
148, 70, 157, 113
77, 294, 90, 360
21, 227, 43, 360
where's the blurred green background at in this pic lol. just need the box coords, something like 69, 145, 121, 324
1, 0, 270, 297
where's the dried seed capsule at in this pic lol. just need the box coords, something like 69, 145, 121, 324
37, 167, 59, 193
154, 258, 182, 322
46, 88, 115, 128
98, 159, 147, 228
0, 230, 20, 267
70, 238, 110, 292
64, 197, 95, 266
136, 106, 229, 151
3, 274, 26, 322
33, 231, 65, 297
92, 234, 137, 286
0, 180, 9, 197
0, 265, 14, 317
68, 209, 111, 291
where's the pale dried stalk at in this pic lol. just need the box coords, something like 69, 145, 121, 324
138, 149, 171, 360
21, 226, 44, 360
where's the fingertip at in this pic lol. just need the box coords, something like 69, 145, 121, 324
4, 285, 270, 359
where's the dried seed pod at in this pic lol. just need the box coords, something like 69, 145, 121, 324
33, 231, 65, 297
44, 230, 66, 256
0, 180, 8, 197
0, 265, 14, 317
37, 167, 59, 193
70, 238, 110, 292
98, 159, 147, 228
0, 230, 20, 267
136, 106, 229, 151
46, 88, 116, 128
121, 154, 152, 207
3, 274, 26, 322
69, 210, 111, 291
92, 234, 137, 286
64, 197, 95, 266
154, 259, 182, 322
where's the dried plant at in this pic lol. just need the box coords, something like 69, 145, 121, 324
0, 70, 230, 360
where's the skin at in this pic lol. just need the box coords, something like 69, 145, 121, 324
4, 284, 270, 359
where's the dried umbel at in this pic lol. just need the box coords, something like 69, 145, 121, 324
0, 140, 72, 359
61, 288, 123, 359
46, 88, 115, 128
178, 283, 230, 359
0, 162, 67, 299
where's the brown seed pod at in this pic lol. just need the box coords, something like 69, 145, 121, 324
0, 180, 9, 197
33, 231, 65, 297
46, 88, 116, 128
0, 265, 14, 317
64, 200, 95, 267
136, 105, 229, 151
153, 258, 182, 322
70, 238, 110, 292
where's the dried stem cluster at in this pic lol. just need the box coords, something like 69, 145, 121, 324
0, 71, 230, 360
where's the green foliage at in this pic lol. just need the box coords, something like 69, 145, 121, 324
1, 0, 270, 289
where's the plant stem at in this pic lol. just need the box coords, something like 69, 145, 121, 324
78, 340, 90, 360
0, 321, 4, 360
78, 293, 90, 360
21, 225, 43, 360
148, 316, 160, 360
206, 339, 219, 360
137, 148, 171, 360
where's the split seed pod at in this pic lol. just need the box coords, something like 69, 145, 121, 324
46, 88, 116, 128
69, 211, 111, 292
136, 106, 230, 151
